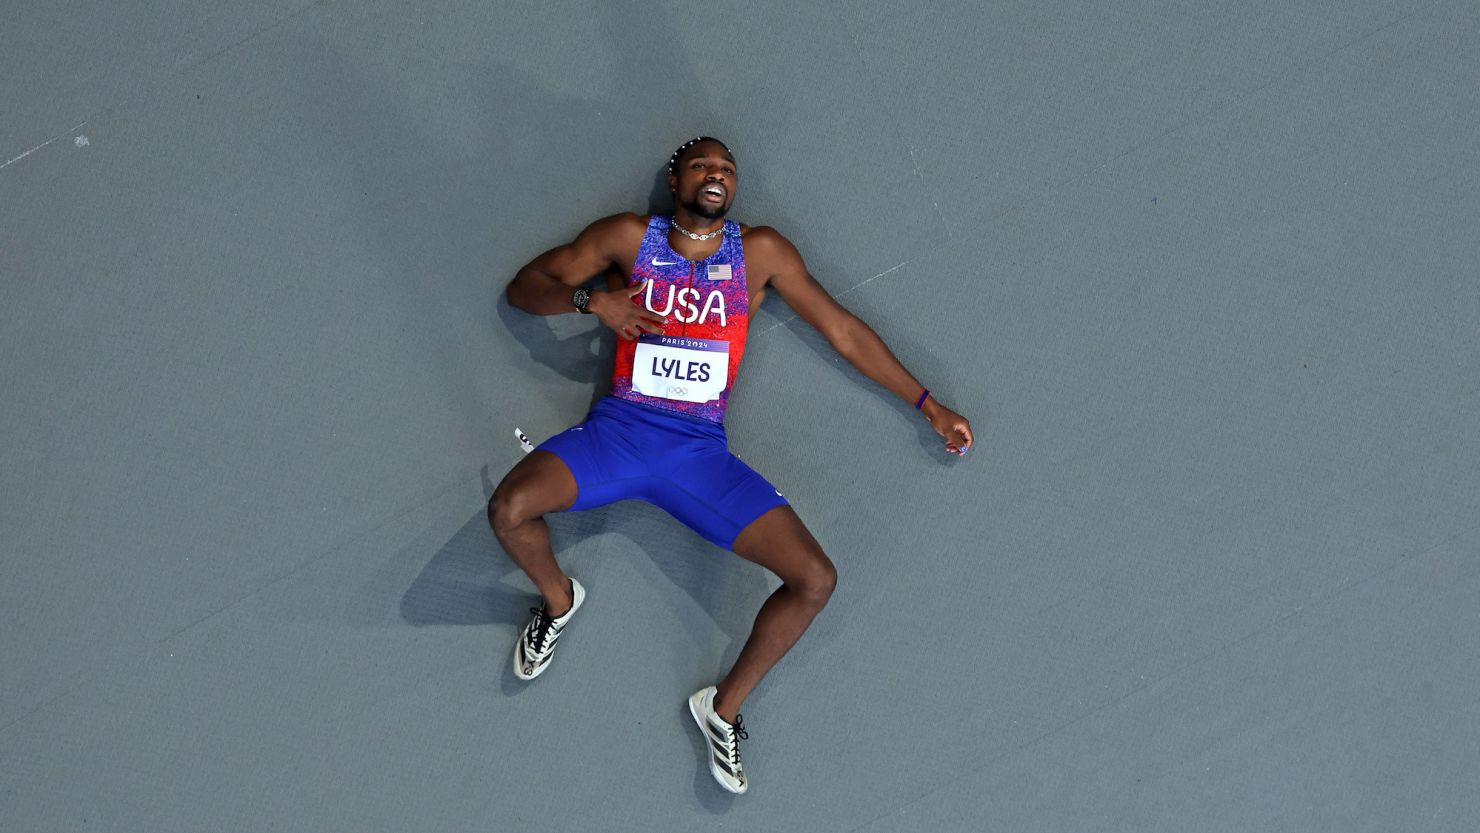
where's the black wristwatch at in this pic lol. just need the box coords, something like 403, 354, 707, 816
572, 287, 593, 314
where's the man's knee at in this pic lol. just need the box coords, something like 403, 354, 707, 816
488, 452, 578, 536
796, 554, 837, 608
488, 481, 535, 536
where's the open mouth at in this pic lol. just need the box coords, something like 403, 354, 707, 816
701, 185, 726, 202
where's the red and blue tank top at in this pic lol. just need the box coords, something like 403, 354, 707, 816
610, 216, 749, 424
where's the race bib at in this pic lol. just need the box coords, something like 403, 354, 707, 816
632, 335, 729, 403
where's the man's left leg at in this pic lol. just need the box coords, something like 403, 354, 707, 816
686, 504, 835, 793
715, 505, 837, 721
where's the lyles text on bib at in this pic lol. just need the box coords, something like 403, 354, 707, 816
631, 335, 730, 404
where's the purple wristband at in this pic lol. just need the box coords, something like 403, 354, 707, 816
915, 389, 930, 410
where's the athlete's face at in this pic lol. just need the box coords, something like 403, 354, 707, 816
669, 142, 737, 220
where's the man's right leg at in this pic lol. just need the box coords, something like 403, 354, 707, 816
487, 450, 579, 616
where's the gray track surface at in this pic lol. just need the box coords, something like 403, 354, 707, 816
4, 2, 1477, 831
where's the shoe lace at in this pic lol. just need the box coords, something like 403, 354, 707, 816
728, 714, 749, 766
526, 606, 554, 652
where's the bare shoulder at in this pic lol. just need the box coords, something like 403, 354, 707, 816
519, 212, 649, 284
739, 224, 805, 277
583, 212, 649, 245
739, 224, 796, 250
740, 224, 847, 327
566, 212, 648, 264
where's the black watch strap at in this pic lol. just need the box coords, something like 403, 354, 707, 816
573, 287, 592, 314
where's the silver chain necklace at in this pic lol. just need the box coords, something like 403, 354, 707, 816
671, 219, 725, 241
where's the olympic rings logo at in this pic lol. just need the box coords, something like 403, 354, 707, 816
665, 385, 689, 397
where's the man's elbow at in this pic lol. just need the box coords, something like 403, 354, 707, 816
826, 318, 871, 360
826, 329, 862, 362
505, 276, 533, 312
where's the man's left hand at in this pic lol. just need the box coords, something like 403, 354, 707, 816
923, 399, 973, 457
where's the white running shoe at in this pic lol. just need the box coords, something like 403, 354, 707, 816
688, 686, 749, 794
512, 578, 585, 680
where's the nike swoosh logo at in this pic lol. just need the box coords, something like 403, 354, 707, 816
652, 258, 681, 266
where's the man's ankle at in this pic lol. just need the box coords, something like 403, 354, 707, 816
712, 690, 741, 724
545, 578, 574, 618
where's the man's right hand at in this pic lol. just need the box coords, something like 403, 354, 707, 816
590, 281, 668, 341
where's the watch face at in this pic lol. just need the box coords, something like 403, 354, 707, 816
573, 288, 590, 312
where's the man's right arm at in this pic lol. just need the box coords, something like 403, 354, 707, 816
505, 213, 667, 339
507, 214, 632, 313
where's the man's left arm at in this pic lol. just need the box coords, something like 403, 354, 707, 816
754, 228, 973, 456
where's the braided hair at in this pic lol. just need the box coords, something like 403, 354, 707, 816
667, 136, 733, 175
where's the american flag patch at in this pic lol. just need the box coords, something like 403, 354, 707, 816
706, 263, 732, 281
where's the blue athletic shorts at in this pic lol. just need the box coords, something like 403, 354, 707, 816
535, 396, 789, 549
